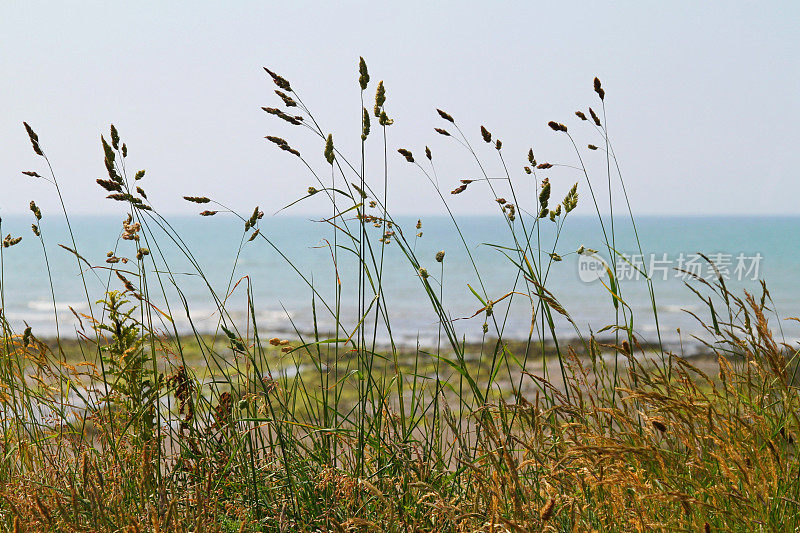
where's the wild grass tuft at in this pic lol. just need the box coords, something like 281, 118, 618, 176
0, 61, 797, 532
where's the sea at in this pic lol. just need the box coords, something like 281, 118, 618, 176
1, 214, 798, 352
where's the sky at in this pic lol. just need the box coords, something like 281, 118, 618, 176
1, 1, 798, 217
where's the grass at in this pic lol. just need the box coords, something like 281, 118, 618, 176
0, 60, 798, 531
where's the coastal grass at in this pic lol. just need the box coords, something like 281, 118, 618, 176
0, 62, 798, 532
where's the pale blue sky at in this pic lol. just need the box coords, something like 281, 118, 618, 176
2, 1, 798, 216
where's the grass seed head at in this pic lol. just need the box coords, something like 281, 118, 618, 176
436, 109, 455, 123
275, 90, 297, 107
589, 107, 601, 126
378, 110, 393, 126
358, 57, 370, 90
184, 196, 211, 204
23, 122, 43, 156
481, 126, 492, 143
375, 80, 386, 110
262, 107, 303, 125
539, 178, 551, 209
397, 148, 414, 163
110, 124, 120, 150
362, 107, 370, 140
324, 134, 335, 164
594, 76, 605, 100
2, 234, 22, 247
29, 201, 42, 220
264, 67, 292, 91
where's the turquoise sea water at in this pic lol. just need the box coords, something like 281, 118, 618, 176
1, 214, 797, 350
